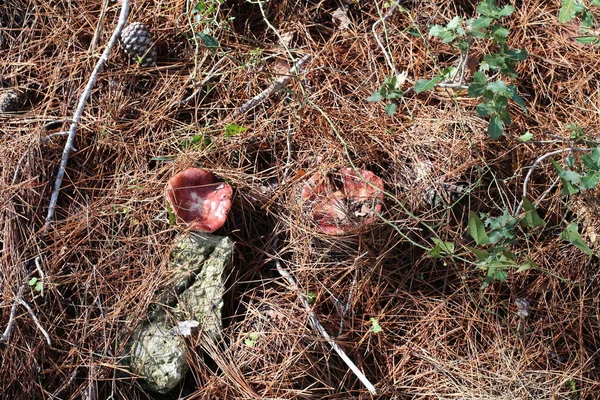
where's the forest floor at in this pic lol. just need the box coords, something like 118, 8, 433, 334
1, 0, 600, 399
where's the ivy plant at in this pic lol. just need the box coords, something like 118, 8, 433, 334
369, 0, 528, 139
366, 75, 405, 116
418, 0, 528, 138
559, 0, 600, 45
467, 203, 543, 288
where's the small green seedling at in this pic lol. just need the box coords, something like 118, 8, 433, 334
520, 131, 533, 142
367, 75, 405, 117
181, 134, 212, 150
370, 317, 382, 333
244, 332, 260, 347
28, 277, 43, 293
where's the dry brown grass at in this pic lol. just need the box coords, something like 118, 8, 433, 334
1, 0, 599, 398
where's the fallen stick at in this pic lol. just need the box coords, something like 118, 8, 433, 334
17, 297, 51, 345
273, 248, 377, 395
229, 54, 312, 119
43, 0, 131, 233
0, 286, 23, 343
0, 283, 51, 345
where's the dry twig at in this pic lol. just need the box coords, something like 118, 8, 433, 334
0, 286, 24, 344
273, 243, 377, 395
17, 296, 51, 345
43, 0, 131, 232
519, 147, 591, 212
0, 284, 50, 345
229, 54, 312, 119
372, 1, 400, 77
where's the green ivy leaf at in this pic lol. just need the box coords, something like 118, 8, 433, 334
560, 222, 593, 256
520, 131, 533, 142
438, 30, 457, 43
429, 25, 446, 37
468, 211, 490, 245
487, 80, 508, 93
507, 85, 527, 112
408, 26, 423, 37
558, 0, 585, 23
516, 262, 533, 273
367, 91, 383, 102
477, 0, 514, 18
476, 102, 494, 117
550, 159, 581, 195
507, 48, 528, 62
385, 102, 398, 116
575, 36, 599, 45
488, 114, 505, 139
225, 124, 249, 137
197, 32, 219, 48
486, 210, 518, 243
415, 76, 443, 93
581, 148, 600, 170
490, 25, 510, 40
428, 238, 455, 258
468, 246, 489, 261
561, 169, 581, 186
471, 16, 493, 30
446, 16, 462, 30
581, 171, 600, 190
469, 83, 488, 98
521, 197, 546, 227
565, 154, 575, 168
481, 263, 508, 289
497, 5, 515, 17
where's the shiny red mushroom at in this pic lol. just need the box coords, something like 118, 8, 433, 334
165, 168, 232, 232
300, 168, 384, 235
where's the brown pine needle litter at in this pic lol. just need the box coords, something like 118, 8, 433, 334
1, 0, 600, 399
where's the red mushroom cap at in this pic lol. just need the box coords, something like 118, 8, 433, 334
300, 168, 384, 235
165, 168, 232, 232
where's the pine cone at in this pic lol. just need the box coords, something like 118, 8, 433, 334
0, 90, 19, 113
119, 22, 157, 67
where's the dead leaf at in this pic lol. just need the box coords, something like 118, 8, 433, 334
332, 7, 351, 30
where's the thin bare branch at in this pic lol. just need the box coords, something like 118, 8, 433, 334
17, 297, 51, 345
0, 286, 24, 343
274, 251, 377, 395
519, 147, 591, 212
43, 0, 131, 233
229, 54, 312, 119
